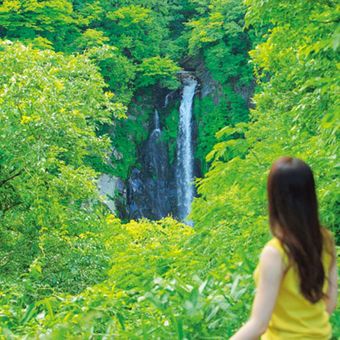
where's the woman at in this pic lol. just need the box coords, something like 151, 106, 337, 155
231, 157, 337, 339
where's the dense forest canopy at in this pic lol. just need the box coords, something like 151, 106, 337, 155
0, 0, 339, 338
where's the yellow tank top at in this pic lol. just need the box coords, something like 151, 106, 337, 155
254, 237, 332, 339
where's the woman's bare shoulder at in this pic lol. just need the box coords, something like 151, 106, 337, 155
258, 245, 286, 280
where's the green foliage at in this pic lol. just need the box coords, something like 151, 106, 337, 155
74, 28, 109, 50
186, 0, 253, 172
187, 0, 246, 53
105, 5, 167, 61
162, 106, 180, 164
0, 0, 339, 338
90, 46, 137, 104
0, 216, 256, 338
136, 56, 181, 89
103, 96, 168, 180
0, 40, 122, 285
194, 89, 249, 173
191, 0, 340, 333
0, 0, 77, 51
0, 0, 184, 181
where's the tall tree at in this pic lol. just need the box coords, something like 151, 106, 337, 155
0, 41, 124, 275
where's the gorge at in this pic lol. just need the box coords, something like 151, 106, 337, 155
125, 73, 198, 223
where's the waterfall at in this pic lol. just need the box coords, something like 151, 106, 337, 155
126, 78, 198, 222
176, 76, 197, 223
164, 93, 171, 108
163, 91, 174, 108
152, 109, 160, 133
149, 110, 163, 178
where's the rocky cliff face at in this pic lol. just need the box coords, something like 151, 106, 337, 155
126, 109, 175, 220
183, 55, 255, 106
102, 56, 254, 221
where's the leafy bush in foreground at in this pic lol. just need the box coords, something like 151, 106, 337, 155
0, 217, 256, 338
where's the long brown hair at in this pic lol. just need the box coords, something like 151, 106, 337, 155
268, 157, 325, 303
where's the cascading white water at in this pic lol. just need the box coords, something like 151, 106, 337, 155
150, 109, 161, 140
154, 109, 160, 132
176, 76, 197, 223
163, 91, 173, 108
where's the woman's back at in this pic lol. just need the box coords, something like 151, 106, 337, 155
231, 158, 337, 340
254, 235, 333, 339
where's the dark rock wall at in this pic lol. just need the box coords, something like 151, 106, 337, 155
119, 57, 254, 221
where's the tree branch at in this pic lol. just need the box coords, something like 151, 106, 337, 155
0, 170, 23, 187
